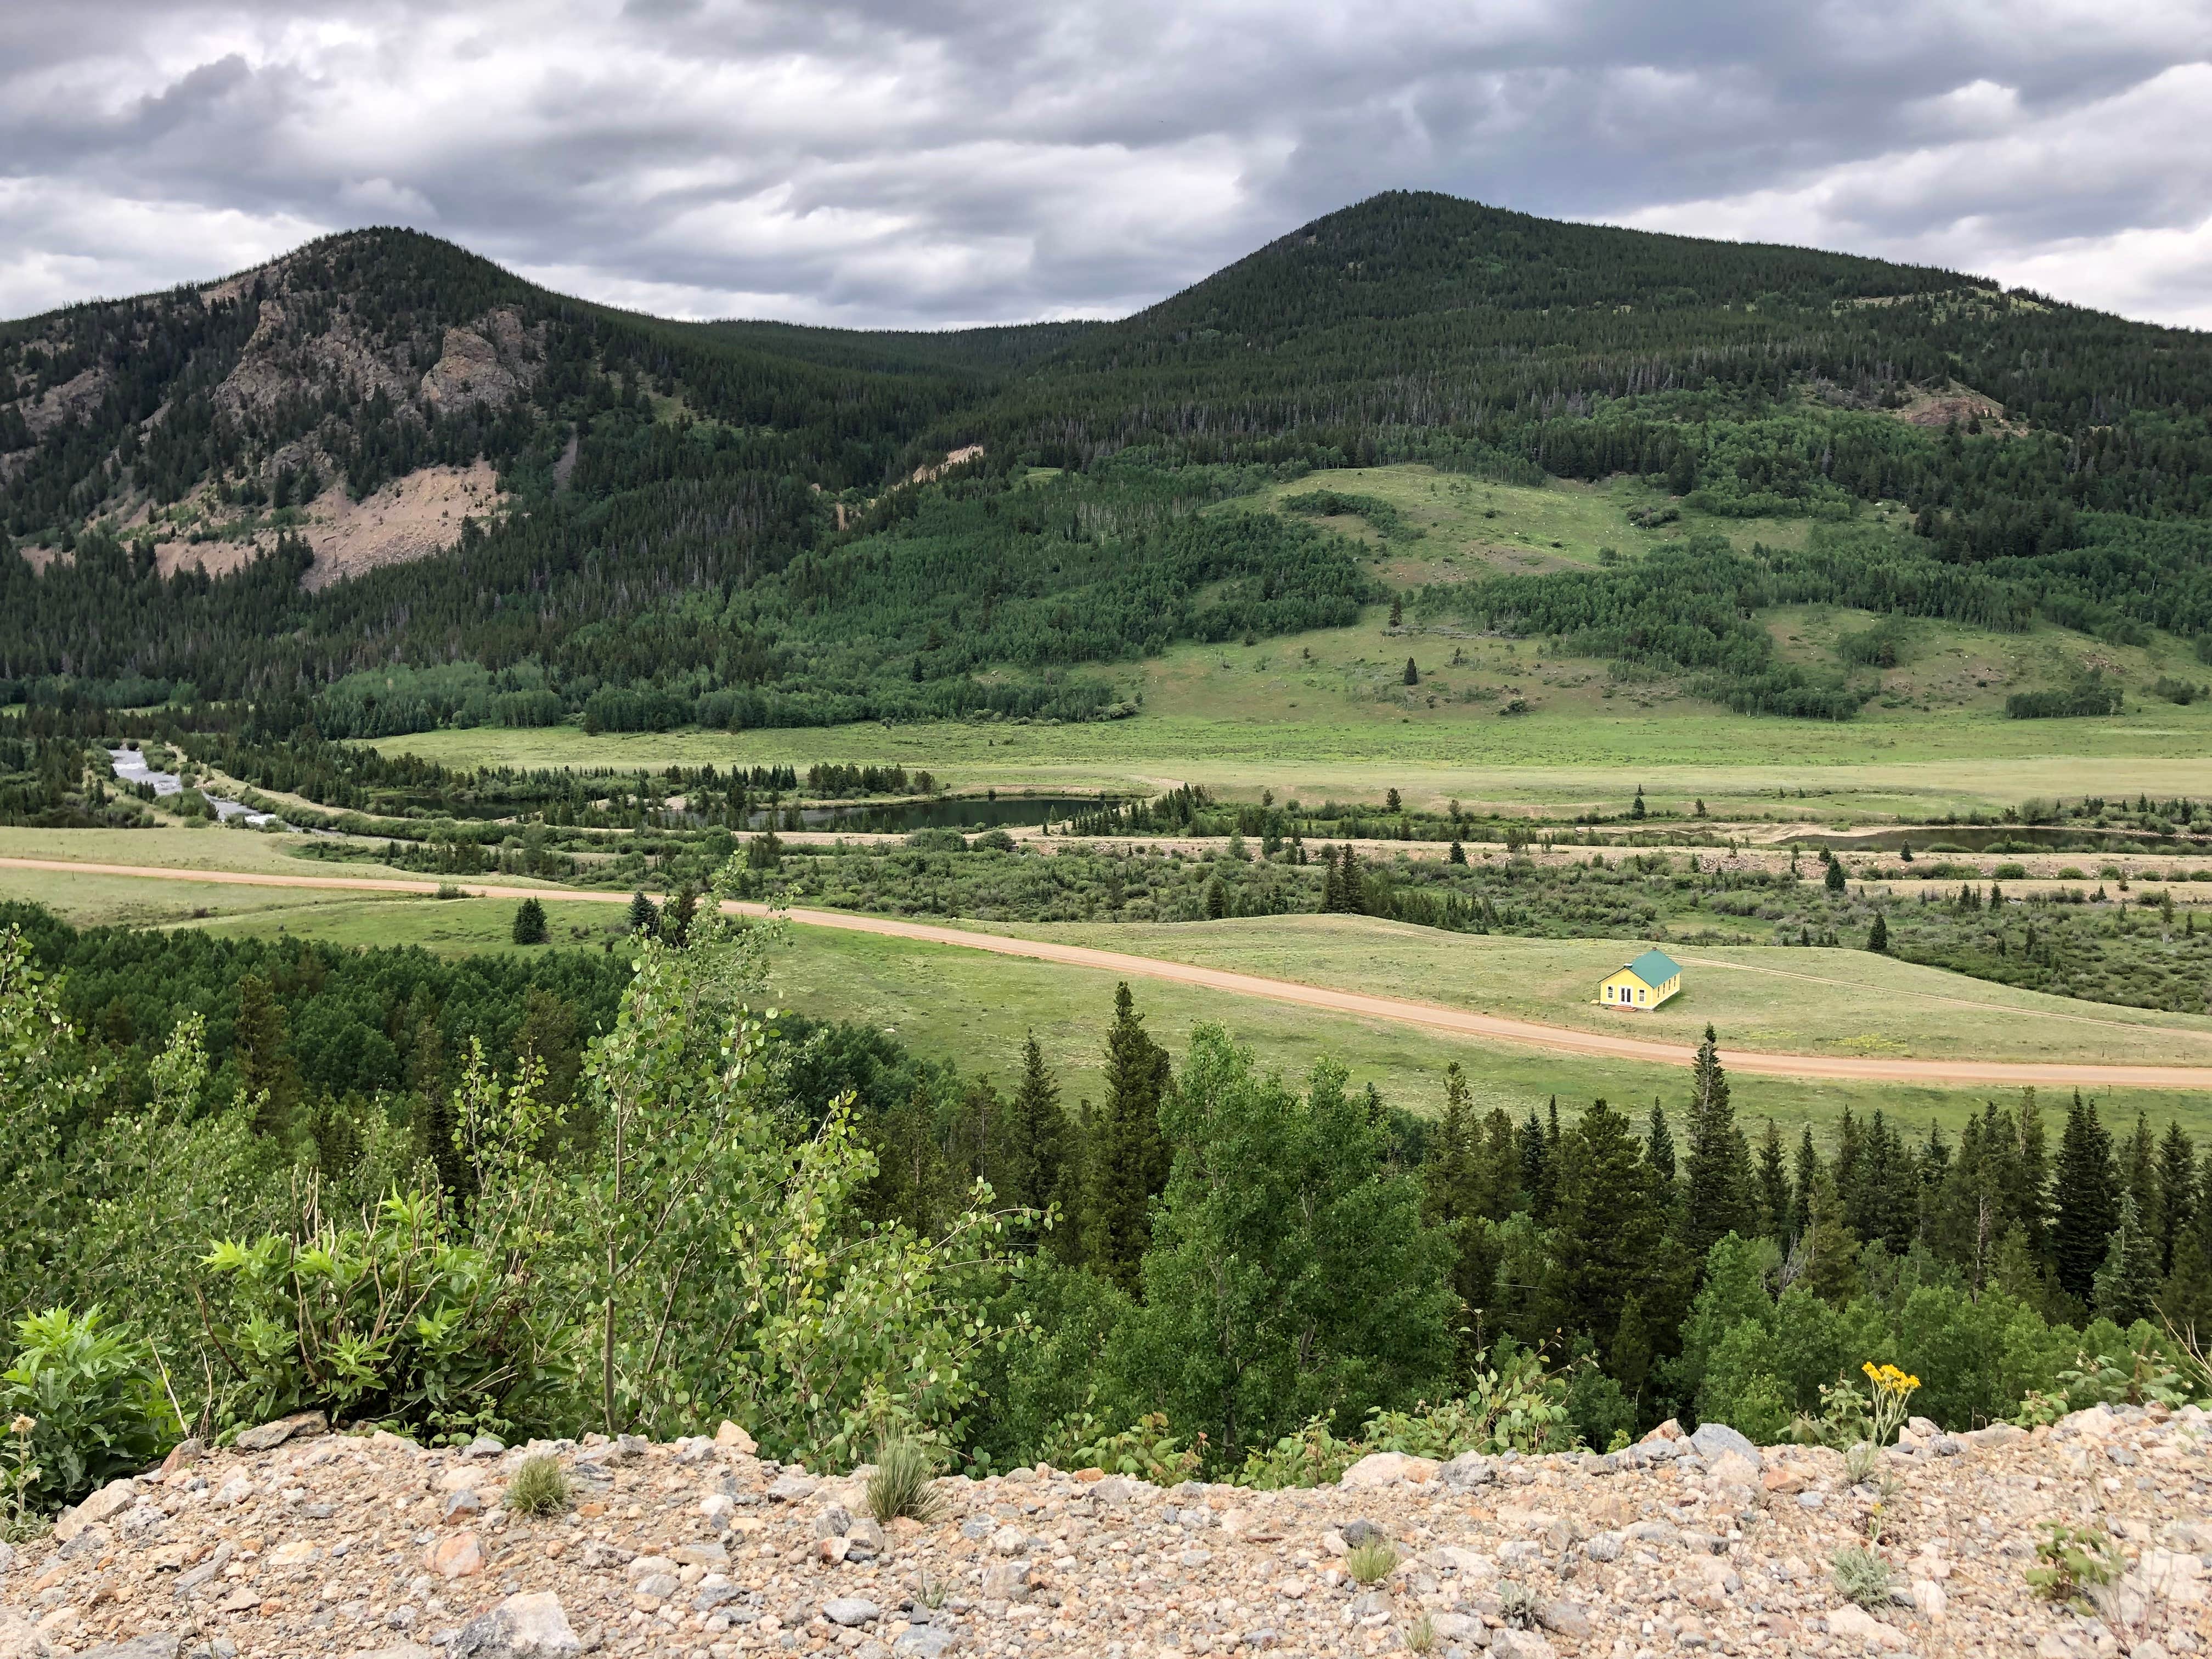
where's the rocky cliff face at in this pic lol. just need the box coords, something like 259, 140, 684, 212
2, 1405, 2207, 1659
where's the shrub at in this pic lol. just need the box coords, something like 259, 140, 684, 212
1346, 1538, 1400, 1585
200, 1187, 583, 1440
1831, 1544, 1897, 1609
505, 1453, 570, 1516
1497, 1580, 1542, 1628
0, 1307, 176, 1515
2027, 1522, 2123, 1609
1054, 1412, 1203, 1485
1234, 1417, 1361, 1489
2006, 674, 2122, 719
865, 1440, 942, 1525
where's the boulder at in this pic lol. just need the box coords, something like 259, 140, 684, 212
1338, 1451, 1438, 1488
448, 1591, 582, 1658
892, 1629, 959, 1658
53, 1478, 137, 1543
234, 1410, 325, 1452
1439, 1451, 1496, 1487
0, 1607, 52, 1659
1538, 1600, 1593, 1639
715, 1420, 757, 1455
1492, 1629, 1558, 1659
1708, 1450, 1763, 1491
1689, 1422, 1760, 1465
76, 1640, 178, 1659
822, 1597, 882, 1626
427, 1532, 486, 1579
1826, 1604, 1909, 1650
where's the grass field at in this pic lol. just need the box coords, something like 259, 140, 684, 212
13, 889, 2159, 1150
974, 915, 2212, 1066
380, 711, 2212, 826
364, 463, 2212, 817
154, 893, 2212, 1140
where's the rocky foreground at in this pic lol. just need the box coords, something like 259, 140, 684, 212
2, 1407, 2208, 1659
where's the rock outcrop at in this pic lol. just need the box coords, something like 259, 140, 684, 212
3, 1403, 2207, 1658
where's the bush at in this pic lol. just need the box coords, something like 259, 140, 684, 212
2027, 1522, 2123, 1609
1347, 1538, 1400, 1584
1049, 1412, 1201, 1485
505, 1453, 570, 1516
1831, 1544, 1897, 1609
200, 1189, 582, 1440
865, 1440, 943, 1524
2006, 674, 2122, 719
0, 1307, 176, 1515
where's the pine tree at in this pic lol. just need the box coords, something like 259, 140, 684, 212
1825, 857, 1847, 894
1338, 846, 1365, 914
1403, 658, 1419, 686
2093, 1189, 2162, 1325
1680, 1026, 1755, 1261
1421, 1064, 1499, 1366
1085, 982, 1174, 1291
511, 896, 548, 944
2051, 1093, 2118, 1306
999, 1031, 1070, 1218
419, 1074, 474, 1217
2157, 1120, 2199, 1276
233, 972, 299, 1139
1520, 1107, 1556, 1222
1866, 913, 1888, 953
1423, 1064, 1476, 1224
664, 882, 700, 946
1756, 1120, 1790, 1242
1799, 1173, 1863, 1305
1448, 839, 1466, 865
2016, 1091, 2052, 1262
626, 890, 658, 934
1472, 1108, 1525, 1220
1646, 1101, 1677, 1194
1790, 1125, 1820, 1243
2163, 1232, 2212, 1342
1205, 876, 1228, 919
1548, 1098, 1672, 1369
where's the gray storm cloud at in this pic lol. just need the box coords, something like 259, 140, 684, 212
3, 0, 2208, 326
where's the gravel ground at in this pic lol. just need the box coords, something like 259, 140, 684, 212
3, 1406, 2208, 1659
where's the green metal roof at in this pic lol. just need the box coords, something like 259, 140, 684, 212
1620, 948, 1681, 987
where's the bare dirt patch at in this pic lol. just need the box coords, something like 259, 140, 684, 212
137, 460, 507, 586
299, 459, 506, 589
1893, 381, 2012, 430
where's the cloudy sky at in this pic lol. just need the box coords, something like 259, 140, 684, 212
4, 0, 2209, 330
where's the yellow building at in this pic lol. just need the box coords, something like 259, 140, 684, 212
1599, 948, 1682, 1011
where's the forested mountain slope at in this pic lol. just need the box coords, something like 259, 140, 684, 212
3, 194, 2209, 734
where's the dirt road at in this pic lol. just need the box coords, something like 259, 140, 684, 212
6, 855, 2208, 1089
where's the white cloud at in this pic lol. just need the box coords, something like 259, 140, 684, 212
1621, 64, 2212, 321
1, 0, 2207, 328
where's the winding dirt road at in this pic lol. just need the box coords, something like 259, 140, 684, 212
7, 855, 2209, 1090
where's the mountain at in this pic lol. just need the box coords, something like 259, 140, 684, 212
3, 193, 2209, 731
